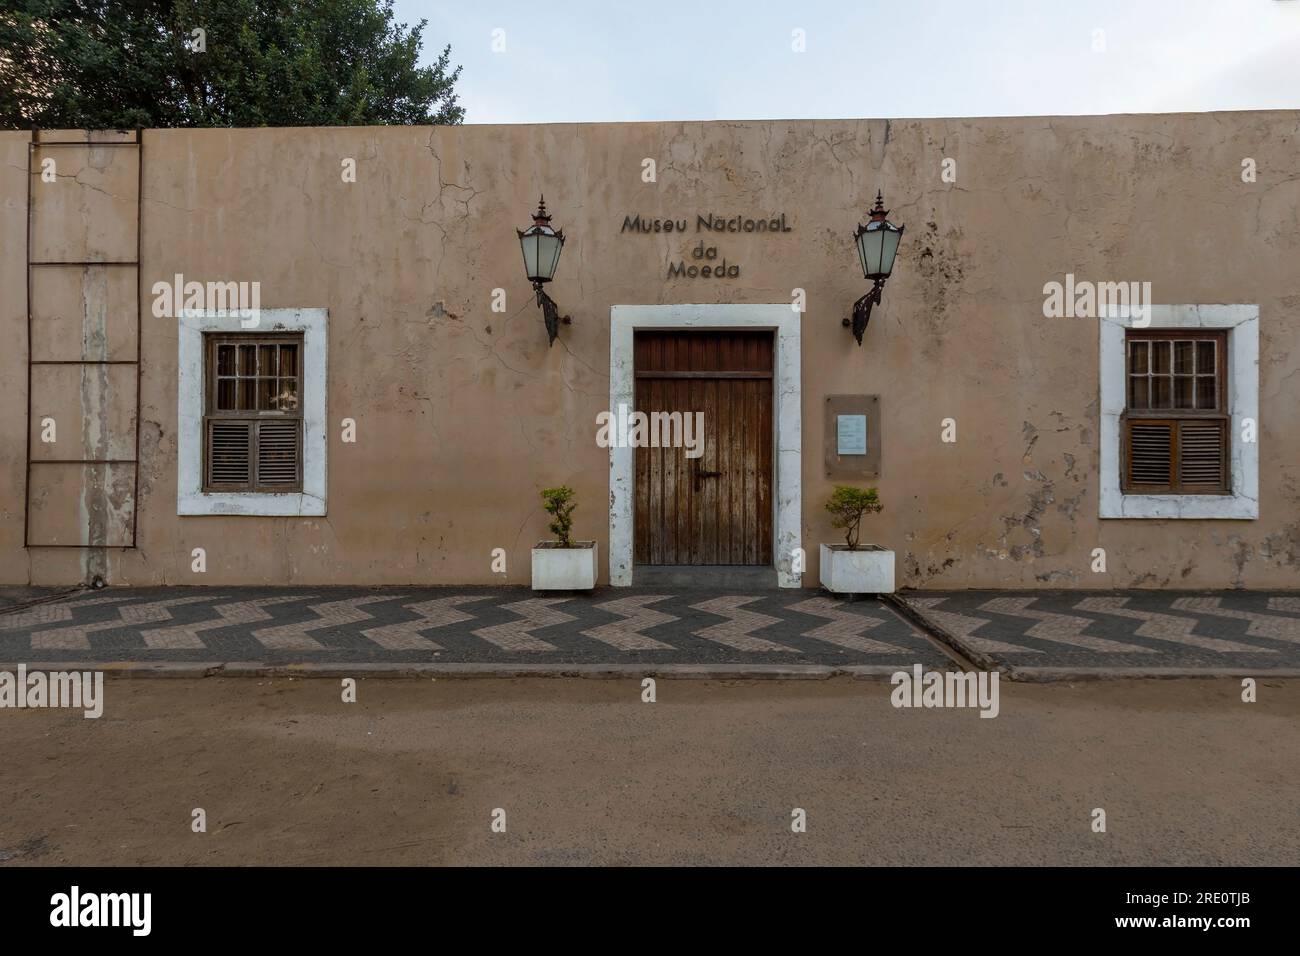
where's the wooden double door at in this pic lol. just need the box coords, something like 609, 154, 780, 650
633, 330, 774, 566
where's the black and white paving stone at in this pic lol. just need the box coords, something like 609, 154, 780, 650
8, 586, 1298, 674
0, 586, 950, 667
900, 590, 1300, 672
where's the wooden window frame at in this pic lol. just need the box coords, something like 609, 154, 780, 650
202, 333, 304, 493
1121, 329, 1229, 495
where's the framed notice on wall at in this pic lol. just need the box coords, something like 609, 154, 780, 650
824, 395, 881, 479
836, 414, 867, 455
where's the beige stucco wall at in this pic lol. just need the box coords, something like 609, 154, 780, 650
2, 112, 1299, 588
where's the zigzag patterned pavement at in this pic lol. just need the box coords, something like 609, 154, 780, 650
903, 591, 1300, 670
6, 587, 1296, 671
0, 587, 949, 666
580, 596, 676, 651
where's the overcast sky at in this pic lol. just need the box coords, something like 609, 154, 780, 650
398, 0, 1300, 124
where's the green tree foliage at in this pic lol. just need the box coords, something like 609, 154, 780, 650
540, 486, 578, 549
0, 0, 464, 129
825, 485, 883, 551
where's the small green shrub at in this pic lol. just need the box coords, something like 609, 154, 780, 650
540, 486, 578, 548
825, 485, 883, 551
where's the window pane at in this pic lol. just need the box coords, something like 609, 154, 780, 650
1151, 376, 1172, 408
1196, 376, 1217, 410
1174, 340, 1195, 374
275, 378, 299, 411
1174, 375, 1195, 409
1128, 340, 1148, 374
1128, 376, 1148, 409
1151, 341, 1171, 374
209, 337, 304, 415
1196, 340, 1215, 375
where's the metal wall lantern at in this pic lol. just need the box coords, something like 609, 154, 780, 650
845, 190, 905, 345
517, 195, 571, 346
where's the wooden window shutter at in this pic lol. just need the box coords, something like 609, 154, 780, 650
1123, 329, 1229, 495
1124, 419, 1228, 493
255, 420, 301, 487
1178, 420, 1226, 489
203, 332, 304, 493
1127, 421, 1173, 487
208, 420, 252, 487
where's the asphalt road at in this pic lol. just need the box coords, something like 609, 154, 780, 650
2, 677, 1296, 865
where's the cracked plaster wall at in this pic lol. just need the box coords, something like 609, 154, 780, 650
1, 113, 1298, 587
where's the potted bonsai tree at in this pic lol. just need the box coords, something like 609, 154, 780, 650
531, 486, 598, 591
820, 485, 894, 595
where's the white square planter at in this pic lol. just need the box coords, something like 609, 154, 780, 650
819, 543, 895, 595
531, 541, 599, 591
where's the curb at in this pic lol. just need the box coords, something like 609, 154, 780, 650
221, 662, 844, 679
1008, 666, 1300, 682
4, 661, 904, 681
5, 661, 1297, 682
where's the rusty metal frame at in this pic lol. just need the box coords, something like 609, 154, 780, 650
30, 141, 138, 148
132, 126, 143, 548
24, 127, 143, 549
30, 260, 138, 266
23, 127, 33, 548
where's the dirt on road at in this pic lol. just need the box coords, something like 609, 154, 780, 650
1, 677, 1296, 866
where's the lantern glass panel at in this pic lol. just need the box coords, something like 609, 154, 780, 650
520, 232, 541, 280
878, 228, 902, 277
857, 227, 884, 278
537, 232, 563, 280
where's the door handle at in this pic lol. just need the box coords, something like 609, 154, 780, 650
692, 458, 722, 492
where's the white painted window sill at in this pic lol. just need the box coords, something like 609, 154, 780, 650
1101, 493, 1257, 520
178, 491, 326, 517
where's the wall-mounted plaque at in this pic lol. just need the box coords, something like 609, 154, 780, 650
836, 415, 867, 455
824, 395, 880, 479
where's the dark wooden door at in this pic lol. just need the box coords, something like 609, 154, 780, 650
634, 331, 773, 566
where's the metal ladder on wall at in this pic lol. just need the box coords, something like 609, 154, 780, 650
24, 127, 143, 555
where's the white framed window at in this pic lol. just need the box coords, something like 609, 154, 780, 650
178, 309, 327, 516
1099, 305, 1257, 519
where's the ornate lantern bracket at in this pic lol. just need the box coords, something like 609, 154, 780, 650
517, 195, 571, 346
532, 282, 571, 347
843, 190, 904, 346
847, 279, 887, 346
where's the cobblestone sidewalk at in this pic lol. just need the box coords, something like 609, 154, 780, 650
7, 586, 1298, 677
0, 586, 950, 667
899, 590, 1300, 675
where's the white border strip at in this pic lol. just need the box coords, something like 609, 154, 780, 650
177, 308, 328, 516
609, 304, 802, 587
1099, 304, 1258, 519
